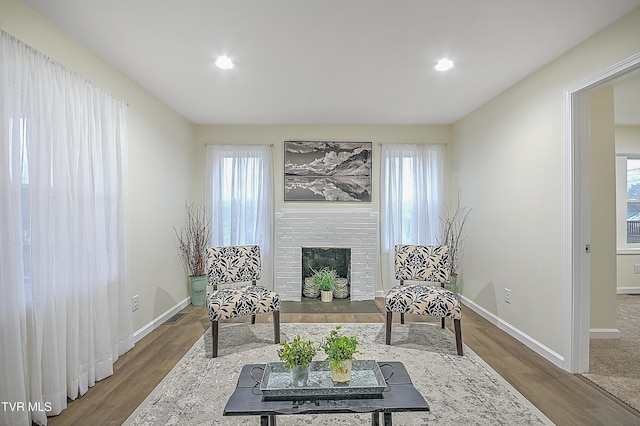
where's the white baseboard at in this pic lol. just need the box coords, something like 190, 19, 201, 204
459, 295, 565, 369
376, 290, 565, 368
133, 297, 191, 343
589, 328, 620, 339
617, 287, 640, 294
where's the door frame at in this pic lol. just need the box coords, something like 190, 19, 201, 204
565, 52, 640, 373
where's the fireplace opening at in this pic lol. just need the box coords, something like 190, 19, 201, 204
301, 247, 351, 299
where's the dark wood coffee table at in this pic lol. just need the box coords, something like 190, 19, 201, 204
223, 361, 429, 425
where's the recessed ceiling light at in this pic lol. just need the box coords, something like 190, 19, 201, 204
215, 55, 234, 70
435, 58, 454, 72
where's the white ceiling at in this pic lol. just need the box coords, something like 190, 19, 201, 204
23, 0, 640, 124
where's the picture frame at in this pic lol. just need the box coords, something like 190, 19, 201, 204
284, 141, 372, 202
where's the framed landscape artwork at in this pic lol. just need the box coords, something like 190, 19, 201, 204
284, 141, 372, 202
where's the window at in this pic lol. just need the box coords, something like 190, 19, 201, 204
8, 118, 32, 293
380, 144, 445, 288
207, 147, 272, 246
397, 156, 425, 242
626, 158, 640, 244
1, 31, 131, 422
205, 144, 274, 283
616, 155, 640, 250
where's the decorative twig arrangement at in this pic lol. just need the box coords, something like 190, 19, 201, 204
174, 202, 211, 277
437, 193, 471, 276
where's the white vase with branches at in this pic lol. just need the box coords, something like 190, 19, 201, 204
174, 202, 211, 305
437, 194, 471, 293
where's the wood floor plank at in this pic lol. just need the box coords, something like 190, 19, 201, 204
47, 300, 640, 425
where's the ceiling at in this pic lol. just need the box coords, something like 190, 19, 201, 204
22, 0, 640, 125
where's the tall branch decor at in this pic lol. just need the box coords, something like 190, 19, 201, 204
174, 202, 211, 277
437, 194, 471, 277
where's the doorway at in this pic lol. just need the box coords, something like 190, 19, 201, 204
567, 52, 640, 373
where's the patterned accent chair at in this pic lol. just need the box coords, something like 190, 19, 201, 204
385, 244, 463, 355
206, 245, 281, 358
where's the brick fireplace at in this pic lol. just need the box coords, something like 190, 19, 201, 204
274, 209, 378, 301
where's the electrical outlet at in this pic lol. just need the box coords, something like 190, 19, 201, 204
634, 264, 640, 274
132, 295, 139, 312
504, 288, 511, 304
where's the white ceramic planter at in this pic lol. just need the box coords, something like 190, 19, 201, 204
330, 359, 352, 385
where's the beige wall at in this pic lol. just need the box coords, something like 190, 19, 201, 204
589, 86, 617, 331
617, 255, 640, 289
194, 125, 452, 295
616, 125, 640, 152
194, 124, 452, 213
452, 7, 640, 356
1, 0, 197, 333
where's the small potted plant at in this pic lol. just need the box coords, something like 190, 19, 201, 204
311, 267, 338, 302
320, 325, 361, 385
277, 335, 318, 387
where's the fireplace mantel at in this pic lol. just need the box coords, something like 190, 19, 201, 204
274, 209, 378, 301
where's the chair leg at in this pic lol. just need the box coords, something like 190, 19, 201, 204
441, 317, 445, 329
273, 311, 281, 344
385, 311, 393, 345
400, 313, 405, 325
454, 318, 463, 356
211, 321, 219, 358
251, 314, 256, 325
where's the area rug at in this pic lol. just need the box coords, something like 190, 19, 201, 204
281, 299, 381, 314
124, 323, 553, 425
582, 294, 640, 413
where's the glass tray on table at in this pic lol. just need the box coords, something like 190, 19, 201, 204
251, 360, 392, 401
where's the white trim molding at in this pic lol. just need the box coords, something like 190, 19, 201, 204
564, 51, 640, 373
589, 328, 620, 339
461, 296, 564, 368
617, 248, 640, 255
133, 297, 191, 343
618, 287, 640, 294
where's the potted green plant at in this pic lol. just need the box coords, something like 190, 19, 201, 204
174, 202, 211, 306
311, 267, 338, 302
277, 335, 318, 387
320, 325, 361, 385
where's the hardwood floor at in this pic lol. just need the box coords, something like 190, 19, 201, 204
47, 300, 640, 425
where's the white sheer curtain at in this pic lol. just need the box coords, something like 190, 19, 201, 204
205, 144, 274, 286
380, 144, 445, 290
0, 32, 132, 425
